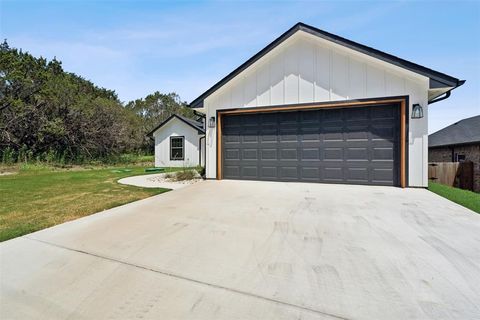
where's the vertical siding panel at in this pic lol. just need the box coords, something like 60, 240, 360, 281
231, 78, 244, 108
256, 61, 270, 106
348, 58, 366, 99
331, 50, 348, 100
385, 71, 406, 96
270, 51, 284, 105
284, 42, 299, 104
299, 40, 315, 103
218, 87, 231, 109
244, 71, 257, 107
314, 45, 330, 101
366, 64, 386, 97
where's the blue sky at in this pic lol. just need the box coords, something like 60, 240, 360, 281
1, 0, 479, 133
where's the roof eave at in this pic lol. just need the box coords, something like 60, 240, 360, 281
429, 140, 480, 148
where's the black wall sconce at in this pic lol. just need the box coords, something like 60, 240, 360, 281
411, 104, 424, 119
208, 116, 216, 128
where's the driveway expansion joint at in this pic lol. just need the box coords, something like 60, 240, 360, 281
24, 236, 350, 320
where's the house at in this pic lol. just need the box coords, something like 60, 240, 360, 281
190, 22, 464, 187
429, 115, 480, 192
150, 114, 205, 168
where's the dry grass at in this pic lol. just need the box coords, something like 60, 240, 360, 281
173, 170, 197, 181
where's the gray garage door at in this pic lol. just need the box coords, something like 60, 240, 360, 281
222, 104, 400, 186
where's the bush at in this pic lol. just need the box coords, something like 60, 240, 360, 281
196, 166, 205, 177
174, 170, 196, 181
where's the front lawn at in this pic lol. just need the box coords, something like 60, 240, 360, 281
0, 165, 176, 242
428, 182, 480, 213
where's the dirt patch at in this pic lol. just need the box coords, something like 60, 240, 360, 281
0, 171, 17, 176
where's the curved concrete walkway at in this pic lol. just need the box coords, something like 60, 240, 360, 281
118, 173, 202, 190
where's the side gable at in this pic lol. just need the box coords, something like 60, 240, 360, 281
190, 22, 464, 108
150, 114, 205, 136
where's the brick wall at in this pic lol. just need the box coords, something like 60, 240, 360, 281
429, 144, 480, 192
429, 147, 452, 162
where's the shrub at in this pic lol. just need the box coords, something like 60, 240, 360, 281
174, 170, 196, 181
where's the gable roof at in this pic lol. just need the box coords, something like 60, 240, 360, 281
429, 115, 480, 148
190, 22, 464, 109
149, 114, 205, 136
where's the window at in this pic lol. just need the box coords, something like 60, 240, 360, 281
170, 136, 184, 160
454, 153, 466, 162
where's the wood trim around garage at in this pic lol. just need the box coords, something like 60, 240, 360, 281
216, 96, 408, 188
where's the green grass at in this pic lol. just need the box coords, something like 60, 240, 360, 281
0, 165, 180, 242
428, 182, 480, 213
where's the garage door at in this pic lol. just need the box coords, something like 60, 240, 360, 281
221, 104, 400, 186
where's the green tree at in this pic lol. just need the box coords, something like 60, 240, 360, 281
125, 91, 195, 151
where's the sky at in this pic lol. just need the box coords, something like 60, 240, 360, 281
1, 0, 479, 133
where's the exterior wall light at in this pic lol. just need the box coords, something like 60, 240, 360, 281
208, 116, 216, 128
411, 104, 424, 119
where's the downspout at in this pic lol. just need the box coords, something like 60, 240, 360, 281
199, 135, 205, 167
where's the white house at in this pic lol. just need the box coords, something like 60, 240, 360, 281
151, 114, 205, 168
190, 22, 464, 188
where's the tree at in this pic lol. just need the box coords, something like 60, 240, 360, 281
0, 41, 197, 163
125, 91, 195, 151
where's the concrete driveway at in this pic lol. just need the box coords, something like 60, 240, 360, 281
1, 181, 479, 319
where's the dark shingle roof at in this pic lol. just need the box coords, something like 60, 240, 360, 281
149, 114, 205, 136
429, 115, 480, 148
189, 22, 464, 108
175, 114, 204, 132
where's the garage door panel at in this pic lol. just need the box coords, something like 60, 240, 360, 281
260, 166, 277, 179
324, 147, 343, 161
371, 125, 395, 140
279, 166, 299, 179
280, 148, 298, 160
371, 105, 396, 119
300, 167, 320, 180
224, 166, 240, 178
373, 147, 394, 160
241, 166, 258, 178
323, 130, 344, 142
301, 148, 320, 160
222, 104, 400, 186
345, 129, 369, 141
242, 149, 258, 160
346, 147, 369, 161
346, 167, 369, 182
261, 113, 278, 124
372, 168, 395, 183
242, 133, 258, 143
323, 108, 343, 121
260, 128, 278, 142
224, 134, 240, 144
260, 149, 277, 160
225, 149, 240, 160
323, 167, 344, 181
300, 126, 321, 141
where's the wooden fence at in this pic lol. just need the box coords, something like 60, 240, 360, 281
428, 161, 474, 191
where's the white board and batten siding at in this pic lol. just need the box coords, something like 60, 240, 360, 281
204, 31, 429, 187
154, 118, 204, 168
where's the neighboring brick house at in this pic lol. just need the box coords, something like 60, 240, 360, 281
429, 115, 480, 192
